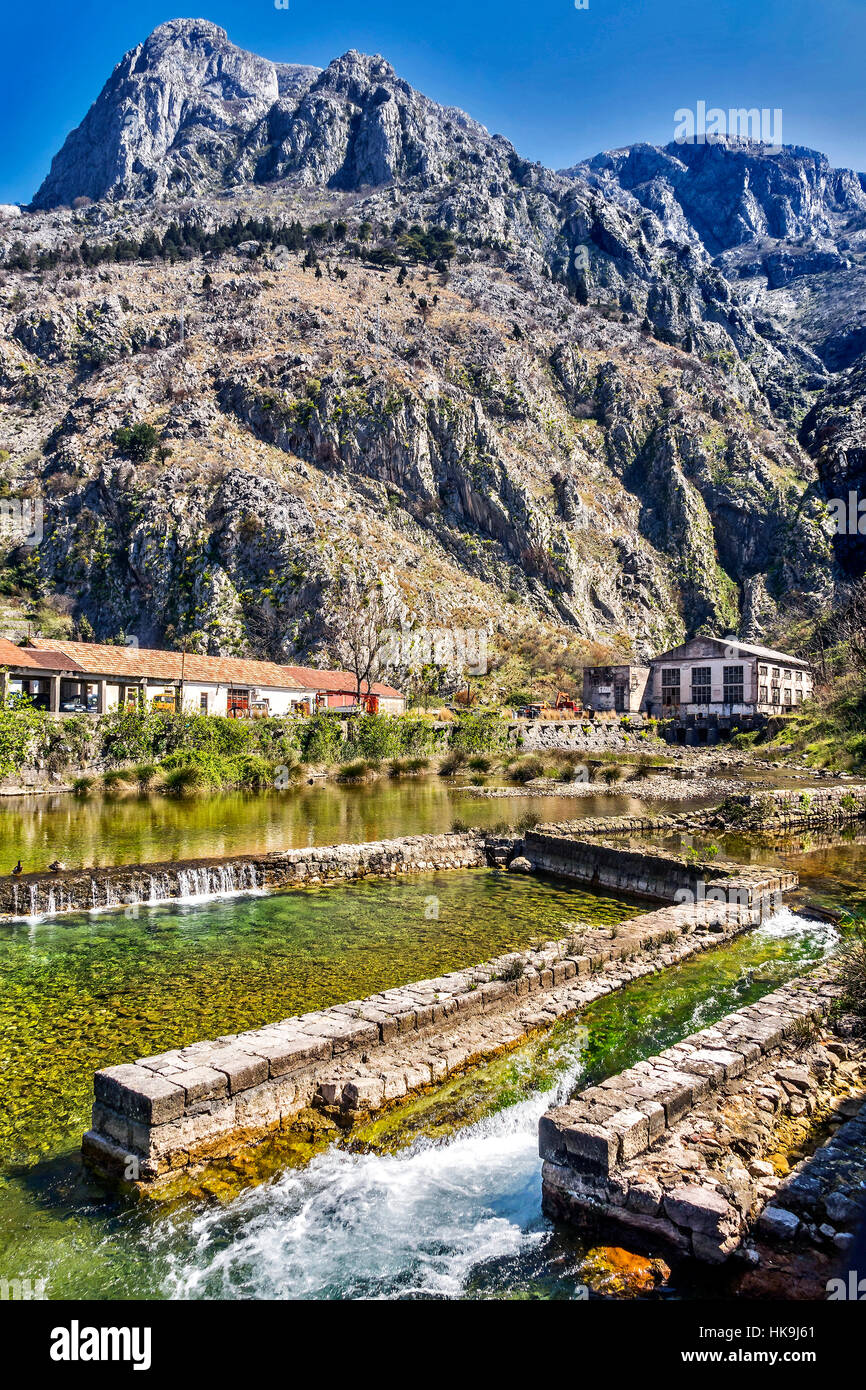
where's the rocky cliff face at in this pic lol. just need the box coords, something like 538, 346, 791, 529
800, 357, 866, 578
33, 20, 320, 208
1, 21, 857, 668
572, 139, 866, 379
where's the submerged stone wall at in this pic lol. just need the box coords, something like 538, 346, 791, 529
82, 882, 790, 1186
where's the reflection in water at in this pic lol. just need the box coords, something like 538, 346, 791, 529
0, 780, 708, 874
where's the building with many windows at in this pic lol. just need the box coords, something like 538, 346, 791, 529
644, 636, 813, 719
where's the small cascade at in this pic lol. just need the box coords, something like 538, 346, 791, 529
6, 856, 267, 922
239, 863, 258, 891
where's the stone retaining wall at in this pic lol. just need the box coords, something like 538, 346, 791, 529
722, 784, 866, 830
522, 828, 796, 908
753, 1088, 866, 1266
531, 814, 685, 838
506, 720, 658, 753
539, 968, 844, 1262
0, 831, 489, 919
82, 883, 789, 1186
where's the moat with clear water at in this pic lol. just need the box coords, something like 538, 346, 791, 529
0, 777, 857, 1301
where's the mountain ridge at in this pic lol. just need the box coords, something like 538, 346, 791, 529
1, 19, 861, 673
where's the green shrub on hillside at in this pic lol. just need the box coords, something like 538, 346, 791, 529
0, 695, 45, 779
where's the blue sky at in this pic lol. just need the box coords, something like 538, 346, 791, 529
2, 0, 865, 204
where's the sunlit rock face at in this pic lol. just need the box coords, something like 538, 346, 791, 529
8, 22, 862, 658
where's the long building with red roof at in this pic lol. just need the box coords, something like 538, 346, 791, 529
0, 638, 404, 716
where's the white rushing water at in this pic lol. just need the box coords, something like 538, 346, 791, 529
164, 1042, 587, 1301
8, 862, 266, 923
159, 909, 832, 1301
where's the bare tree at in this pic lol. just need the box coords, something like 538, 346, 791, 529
328, 568, 401, 703
838, 579, 866, 676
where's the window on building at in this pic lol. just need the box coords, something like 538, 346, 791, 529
759, 665, 768, 677
661, 668, 681, 706
690, 667, 712, 703
783, 688, 792, 708
723, 665, 744, 704
771, 684, 780, 705
795, 670, 803, 683
772, 667, 780, 680
200, 692, 208, 713
759, 686, 768, 703
783, 669, 791, 680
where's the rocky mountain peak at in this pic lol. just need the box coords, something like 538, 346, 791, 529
32, 18, 318, 208
32, 19, 497, 205
570, 138, 866, 255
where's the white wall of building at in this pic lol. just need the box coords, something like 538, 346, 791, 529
141, 681, 319, 717
649, 656, 811, 713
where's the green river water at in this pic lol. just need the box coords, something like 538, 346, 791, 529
0, 780, 692, 875
0, 779, 853, 1300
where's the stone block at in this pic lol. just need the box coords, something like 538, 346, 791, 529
539, 1108, 620, 1174
94, 1064, 185, 1126
663, 1184, 736, 1237
683, 1048, 744, 1082
636, 1098, 666, 1139
181, 1067, 229, 1105
209, 1050, 269, 1095
91, 1101, 131, 1146
607, 1107, 650, 1160
626, 1179, 662, 1216
342, 1076, 386, 1110
756, 1205, 800, 1240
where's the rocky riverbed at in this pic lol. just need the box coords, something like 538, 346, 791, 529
463, 773, 740, 801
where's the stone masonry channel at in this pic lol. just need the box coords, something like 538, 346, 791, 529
84, 871, 793, 1185
538, 967, 859, 1263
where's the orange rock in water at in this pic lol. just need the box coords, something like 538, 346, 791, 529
577, 1245, 671, 1297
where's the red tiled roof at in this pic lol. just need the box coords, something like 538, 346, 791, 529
0, 638, 85, 672
281, 665, 404, 699
27, 640, 308, 689
25, 640, 404, 699
0, 638, 29, 665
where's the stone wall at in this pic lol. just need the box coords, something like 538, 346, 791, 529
720, 784, 866, 830
82, 886, 789, 1186
754, 1086, 866, 1267
539, 968, 845, 1262
505, 719, 658, 753
0, 831, 489, 919
522, 828, 796, 908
